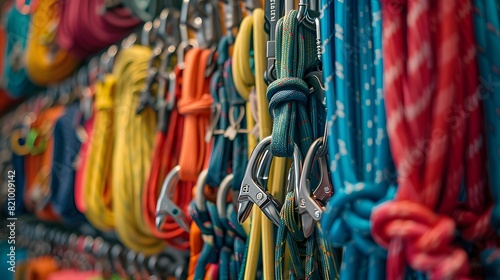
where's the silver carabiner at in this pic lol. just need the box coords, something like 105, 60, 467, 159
298, 137, 332, 238
155, 166, 191, 232
237, 136, 281, 226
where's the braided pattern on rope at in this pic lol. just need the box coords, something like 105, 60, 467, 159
474, 0, 500, 277
370, 0, 488, 278
320, 0, 396, 279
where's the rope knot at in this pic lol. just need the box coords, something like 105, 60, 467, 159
267, 77, 310, 112
322, 183, 396, 259
177, 93, 213, 116
452, 203, 494, 241
266, 77, 312, 157
372, 201, 470, 279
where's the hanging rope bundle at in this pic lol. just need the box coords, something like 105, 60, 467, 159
474, 0, 500, 277
3, 5, 42, 97
111, 45, 165, 255
57, 0, 141, 59
320, 0, 396, 279
144, 66, 191, 250
81, 76, 116, 231
24, 0, 80, 85
370, 0, 488, 278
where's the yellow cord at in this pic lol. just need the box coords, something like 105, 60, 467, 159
82, 76, 116, 231
25, 0, 79, 85
233, 8, 288, 280
111, 45, 165, 255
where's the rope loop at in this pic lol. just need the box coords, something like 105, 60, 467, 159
372, 200, 470, 279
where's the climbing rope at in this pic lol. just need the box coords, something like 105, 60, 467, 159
111, 45, 165, 255
24, 0, 80, 85
320, 0, 395, 279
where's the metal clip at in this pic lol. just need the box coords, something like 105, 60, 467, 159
217, 174, 234, 219
298, 137, 332, 237
156, 166, 191, 232
238, 136, 281, 226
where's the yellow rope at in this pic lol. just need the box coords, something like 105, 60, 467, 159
82, 76, 116, 231
233, 9, 288, 279
111, 45, 164, 255
25, 0, 79, 85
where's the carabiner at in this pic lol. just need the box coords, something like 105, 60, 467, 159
298, 137, 332, 238
155, 166, 191, 232
237, 136, 281, 226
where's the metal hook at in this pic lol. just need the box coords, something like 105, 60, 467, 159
156, 166, 191, 232
237, 136, 282, 226
298, 137, 331, 238
217, 174, 234, 219
194, 170, 209, 211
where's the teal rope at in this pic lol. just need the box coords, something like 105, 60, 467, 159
266, 10, 321, 157
474, 0, 500, 278
3, 5, 43, 97
320, 0, 395, 279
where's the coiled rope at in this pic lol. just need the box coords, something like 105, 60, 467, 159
111, 45, 165, 255
25, 0, 80, 85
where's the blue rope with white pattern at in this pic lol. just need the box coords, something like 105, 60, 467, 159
319, 0, 396, 279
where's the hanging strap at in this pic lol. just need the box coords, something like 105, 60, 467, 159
144, 66, 190, 250
25, 0, 80, 85
320, 0, 395, 279
49, 103, 86, 227
3, 5, 42, 97
82, 75, 116, 231
57, 0, 141, 59
111, 45, 165, 255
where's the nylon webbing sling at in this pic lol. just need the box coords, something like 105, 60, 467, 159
370, 1, 484, 278
25, 0, 80, 85
473, 0, 500, 277
3, 5, 42, 98
320, 0, 395, 279
57, 0, 141, 59
50, 103, 86, 227
111, 45, 165, 255
82, 76, 116, 231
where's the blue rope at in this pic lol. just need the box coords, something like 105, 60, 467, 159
320, 0, 396, 279
474, 0, 500, 278
3, 5, 43, 97
50, 104, 87, 227
206, 36, 232, 188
